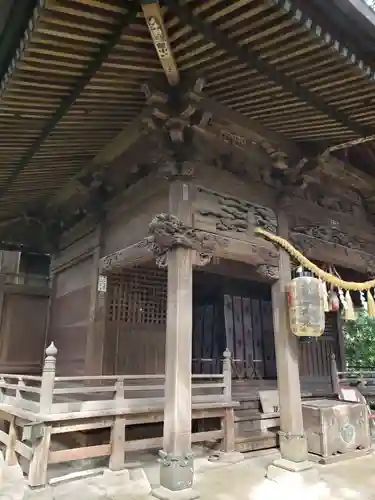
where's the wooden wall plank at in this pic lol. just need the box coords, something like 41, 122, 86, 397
50, 256, 94, 376
251, 299, 264, 378
223, 295, 235, 364
192, 306, 204, 374
233, 296, 245, 379
261, 300, 277, 379
202, 305, 214, 374
212, 304, 221, 374
242, 297, 254, 378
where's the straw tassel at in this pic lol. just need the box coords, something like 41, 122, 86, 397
321, 280, 329, 312
344, 291, 356, 321
328, 290, 340, 312
360, 291, 368, 312
367, 290, 375, 317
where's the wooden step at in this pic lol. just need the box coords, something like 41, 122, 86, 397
235, 415, 280, 434
235, 429, 279, 453
234, 410, 279, 422
235, 399, 260, 411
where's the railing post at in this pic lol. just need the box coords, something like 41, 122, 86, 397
16, 376, 25, 400
0, 377, 5, 402
109, 378, 126, 472
223, 349, 232, 401
220, 349, 240, 458
40, 342, 57, 413
330, 353, 339, 395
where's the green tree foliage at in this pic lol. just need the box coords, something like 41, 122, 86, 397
343, 311, 375, 368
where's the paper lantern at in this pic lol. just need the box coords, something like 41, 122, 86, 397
288, 276, 325, 337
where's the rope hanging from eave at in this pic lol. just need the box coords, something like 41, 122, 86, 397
254, 227, 375, 291
254, 227, 375, 319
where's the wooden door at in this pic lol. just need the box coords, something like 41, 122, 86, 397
108, 267, 167, 375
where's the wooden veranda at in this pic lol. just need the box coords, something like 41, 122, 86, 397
1, 0, 375, 497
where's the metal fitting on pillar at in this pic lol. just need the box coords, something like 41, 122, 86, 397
158, 450, 195, 492
278, 430, 308, 463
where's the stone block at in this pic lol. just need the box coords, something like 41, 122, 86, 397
151, 485, 200, 500
266, 458, 319, 485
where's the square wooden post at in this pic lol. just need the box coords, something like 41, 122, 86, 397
152, 180, 198, 500
266, 210, 318, 482
85, 228, 107, 376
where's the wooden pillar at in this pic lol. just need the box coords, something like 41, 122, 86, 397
153, 180, 198, 500
267, 210, 316, 481
0, 273, 7, 365
84, 228, 107, 376
336, 312, 346, 371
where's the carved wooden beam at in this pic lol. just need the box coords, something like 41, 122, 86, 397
291, 232, 375, 275
147, 213, 279, 268
141, 0, 180, 86
99, 239, 154, 273
100, 212, 279, 273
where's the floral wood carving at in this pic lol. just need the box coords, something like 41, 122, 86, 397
147, 213, 227, 267
255, 264, 279, 281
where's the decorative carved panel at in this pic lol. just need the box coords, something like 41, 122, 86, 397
193, 186, 277, 238
289, 215, 375, 255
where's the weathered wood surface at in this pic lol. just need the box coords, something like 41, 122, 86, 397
192, 165, 375, 273
0, 291, 48, 376
50, 257, 94, 376
0, 343, 237, 487
162, 179, 194, 468
99, 240, 153, 272
271, 210, 307, 463
100, 222, 279, 273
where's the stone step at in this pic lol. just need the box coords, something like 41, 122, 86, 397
235, 430, 279, 453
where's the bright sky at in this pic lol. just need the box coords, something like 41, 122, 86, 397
364, 0, 375, 11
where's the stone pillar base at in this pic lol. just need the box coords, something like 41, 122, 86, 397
24, 487, 54, 500
266, 458, 319, 484
208, 451, 244, 464
152, 486, 200, 500
158, 451, 195, 490
278, 431, 308, 463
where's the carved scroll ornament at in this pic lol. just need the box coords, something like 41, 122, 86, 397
255, 264, 279, 281
147, 213, 226, 267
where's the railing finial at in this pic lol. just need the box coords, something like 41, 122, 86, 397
40, 342, 57, 412
223, 348, 231, 360
45, 342, 57, 358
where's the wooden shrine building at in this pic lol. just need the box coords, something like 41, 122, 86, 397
2, 0, 375, 496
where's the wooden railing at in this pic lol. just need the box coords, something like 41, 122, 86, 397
330, 353, 375, 400
0, 344, 237, 488
1, 272, 50, 288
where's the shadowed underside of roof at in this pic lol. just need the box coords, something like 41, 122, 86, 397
0, 0, 375, 234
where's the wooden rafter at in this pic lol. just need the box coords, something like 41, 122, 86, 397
166, 0, 373, 139
141, 0, 180, 85
0, 4, 139, 202
198, 96, 299, 160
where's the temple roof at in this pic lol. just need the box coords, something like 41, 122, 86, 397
1, 0, 375, 250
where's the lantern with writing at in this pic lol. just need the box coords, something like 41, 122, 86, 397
288, 276, 325, 337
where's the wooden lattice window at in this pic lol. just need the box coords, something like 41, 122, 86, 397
108, 266, 167, 325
